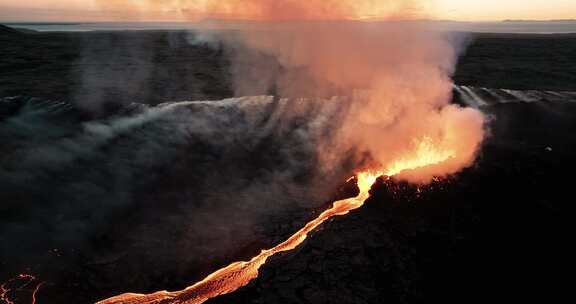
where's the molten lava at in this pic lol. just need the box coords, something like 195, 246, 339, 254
384, 136, 455, 177
97, 173, 377, 304
0, 274, 43, 304
98, 140, 456, 304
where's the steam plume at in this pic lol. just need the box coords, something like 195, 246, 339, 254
96, 0, 486, 182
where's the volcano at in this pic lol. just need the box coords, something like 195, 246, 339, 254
1, 22, 574, 304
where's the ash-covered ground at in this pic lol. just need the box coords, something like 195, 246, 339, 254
1, 25, 574, 303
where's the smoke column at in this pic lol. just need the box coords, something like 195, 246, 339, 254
96, 0, 486, 182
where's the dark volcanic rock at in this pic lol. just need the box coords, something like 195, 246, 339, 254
0, 29, 233, 110
0, 24, 22, 36
0, 96, 355, 304
208, 101, 576, 303
454, 33, 576, 91
2, 30, 576, 106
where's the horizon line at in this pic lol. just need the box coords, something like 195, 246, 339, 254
2, 18, 576, 24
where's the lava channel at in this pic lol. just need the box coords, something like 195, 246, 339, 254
0, 274, 43, 304
97, 172, 379, 304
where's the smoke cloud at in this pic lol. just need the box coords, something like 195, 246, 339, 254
101, 0, 486, 183
92, 0, 486, 182
221, 21, 485, 183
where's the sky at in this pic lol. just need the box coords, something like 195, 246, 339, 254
0, 0, 575, 22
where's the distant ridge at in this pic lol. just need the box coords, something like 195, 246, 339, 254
0, 24, 36, 35
0, 24, 22, 35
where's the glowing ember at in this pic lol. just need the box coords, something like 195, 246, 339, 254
0, 274, 43, 304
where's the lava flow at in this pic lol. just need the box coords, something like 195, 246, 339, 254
98, 142, 455, 304
97, 173, 378, 304
0, 274, 43, 304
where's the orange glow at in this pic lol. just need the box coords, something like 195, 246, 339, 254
0, 0, 574, 21
90, 0, 422, 21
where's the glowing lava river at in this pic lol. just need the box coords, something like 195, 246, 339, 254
97, 138, 457, 304
101, 170, 401, 304
97, 172, 378, 304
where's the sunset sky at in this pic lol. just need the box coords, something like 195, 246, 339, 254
0, 0, 575, 22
